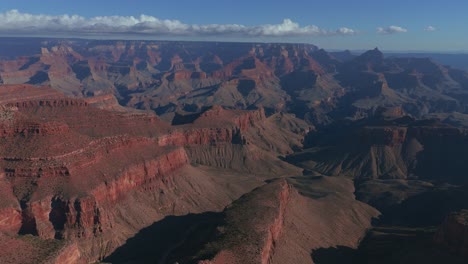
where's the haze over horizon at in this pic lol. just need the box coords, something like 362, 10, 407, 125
0, 0, 466, 52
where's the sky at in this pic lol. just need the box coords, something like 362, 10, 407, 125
0, 0, 467, 52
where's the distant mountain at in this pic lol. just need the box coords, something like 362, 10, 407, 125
1, 38, 468, 127
385, 52, 468, 71
2, 38, 468, 263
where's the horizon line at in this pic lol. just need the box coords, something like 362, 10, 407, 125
1, 35, 468, 54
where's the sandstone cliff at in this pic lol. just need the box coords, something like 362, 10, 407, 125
0, 84, 306, 263
193, 177, 378, 264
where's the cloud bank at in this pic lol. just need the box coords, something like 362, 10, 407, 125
0, 10, 356, 38
377, 25, 408, 34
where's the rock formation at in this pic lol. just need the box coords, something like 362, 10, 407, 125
434, 210, 468, 256
0, 84, 309, 263
2, 38, 468, 263
2, 39, 468, 125
167, 177, 378, 264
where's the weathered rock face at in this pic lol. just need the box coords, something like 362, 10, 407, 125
4, 38, 468, 264
0, 40, 318, 115
159, 107, 265, 146
158, 128, 242, 146
198, 181, 291, 264
0, 207, 22, 234
434, 210, 468, 256
0, 84, 307, 263
13, 146, 190, 238
47, 243, 84, 264
294, 117, 468, 182
3, 39, 468, 126
191, 177, 378, 264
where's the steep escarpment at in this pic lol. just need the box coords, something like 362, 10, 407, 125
270, 177, 379, 264
0, 130, 192, 258
290, 116, 468, 183
0, 84, 306, 263
3, 39, 468, 127
182, 177, 378, 264
161, 106, 307, 174
15, 146, 191, 260
0, 87, 170, 260
197, 180, 291, 264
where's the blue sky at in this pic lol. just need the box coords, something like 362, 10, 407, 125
0, 0, 466, 52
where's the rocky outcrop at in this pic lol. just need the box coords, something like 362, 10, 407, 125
0, 84, 306, 263
2, 39, 468, 123
158, 107, 266, 147
89, 147, 189, 203
295, 118, 468, 182
1, 145, 191, 261
158, 128, 243, 146
0, 207, 22, 234
434, 210, 468, 256
261, 182, 289, 264
194, 177, 379, 264
47, 243, 84, 264
197, 180, 292, 264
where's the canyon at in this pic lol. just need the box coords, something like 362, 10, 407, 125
1, 38, 468, 263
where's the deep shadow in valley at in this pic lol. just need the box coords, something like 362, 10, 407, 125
312, 184, 468, 264
312, 226, 466, 264
376, 185, 468, 227
104, 212, 223, 264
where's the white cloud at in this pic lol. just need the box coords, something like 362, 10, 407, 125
336, 27, 357, 35
377, 25, 408, 34
424, 26, 436, 32
0, 10, 357, 38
